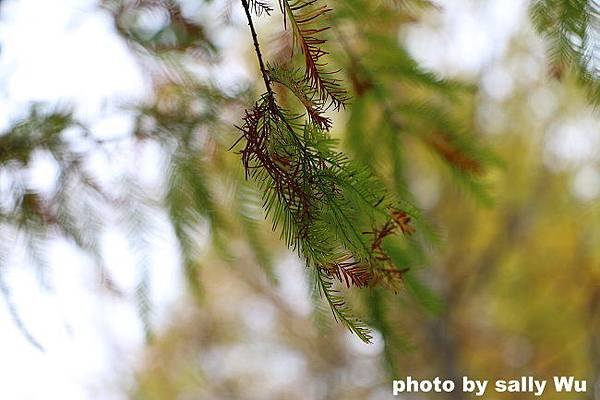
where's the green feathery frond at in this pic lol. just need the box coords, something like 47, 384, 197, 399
279, 0, 349, 109
268, 63, 332, 130
531, 0, 600, 106
234, 92, 416, 340
166, 153, 215, 297
237, 0, 420, 342
315, 268, 373, 343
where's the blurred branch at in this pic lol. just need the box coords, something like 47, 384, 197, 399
0, 269, 44, 351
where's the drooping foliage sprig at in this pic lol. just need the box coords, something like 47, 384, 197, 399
2, 0, 598, 353
236, 0, 418, 342
278, 0, 350, 110
531, 0, 600, 105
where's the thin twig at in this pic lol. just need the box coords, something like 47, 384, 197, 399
239, 0, 300, 138
240, 0, 274, 96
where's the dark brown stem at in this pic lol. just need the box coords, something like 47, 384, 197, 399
240, 0, 273, 97
239, 0, 308, 164
239, 0, 297, 136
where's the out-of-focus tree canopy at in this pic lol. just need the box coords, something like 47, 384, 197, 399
1, 0, 600, 398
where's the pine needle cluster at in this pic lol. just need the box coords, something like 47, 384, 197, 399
234, 0, 418, 342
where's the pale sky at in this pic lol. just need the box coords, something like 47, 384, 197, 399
0, 1, 181, 398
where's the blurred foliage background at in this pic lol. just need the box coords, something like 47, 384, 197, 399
1, 0, 600, 399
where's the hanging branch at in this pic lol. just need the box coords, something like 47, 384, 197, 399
237, 0, 415, 343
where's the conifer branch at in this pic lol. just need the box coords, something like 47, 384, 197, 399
316, 269, 373, 343
237, 0, 416, 343
249, 0, 274, 16
279, 0, 349, 109
268, 63, 332, 130
0, 270, 44, 351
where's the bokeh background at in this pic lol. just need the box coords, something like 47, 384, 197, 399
0, 0, 599, 399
